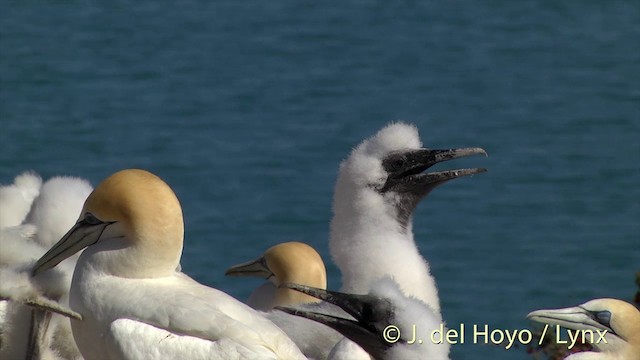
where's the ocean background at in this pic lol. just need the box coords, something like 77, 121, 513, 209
1, 2, 638, 359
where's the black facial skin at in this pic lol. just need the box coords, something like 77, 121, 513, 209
378, 148, 487, 229
275, 283, 399, 359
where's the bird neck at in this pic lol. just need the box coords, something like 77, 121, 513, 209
275, 288, 322, 307
330, 185, 441, 311
75, 235, 181, 279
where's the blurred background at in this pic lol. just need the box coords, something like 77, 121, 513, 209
1, 2, 638, 358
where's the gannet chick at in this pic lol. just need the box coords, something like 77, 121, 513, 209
32, 169, 306, 360
277, 278, 451, 360
331, 122, 487, 312
527, 298, 640, 359
0, 175, 92, 360
0, 263, 70, 359
0, 171, 42, 228
0, 224, 38, 266
26, 176, 94, 248
264, 122, 485, 359
225, 241, 327, 310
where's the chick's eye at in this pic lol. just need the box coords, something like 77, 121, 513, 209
361, 304, 375, 321
391, 158, 405, 171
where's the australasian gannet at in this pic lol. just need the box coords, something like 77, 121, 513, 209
330, 122, 487, 312
527, 298, 640, 360
225, 241, 328, 310
226, 241, 371, 359
277, 277, 451, 360
1, 174, 92, 360
32, 169, 306, 360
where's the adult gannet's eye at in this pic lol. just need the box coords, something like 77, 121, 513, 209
593, 311, 612, 328
84, 212, 102, 225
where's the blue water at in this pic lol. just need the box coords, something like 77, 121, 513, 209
1, 2, 638, 359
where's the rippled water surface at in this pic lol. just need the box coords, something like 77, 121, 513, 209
2, 2, 638, 359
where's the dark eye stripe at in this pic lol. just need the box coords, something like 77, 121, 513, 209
84, 212, 103, 225
595, 311, 611, 326
589, 310, 612, 328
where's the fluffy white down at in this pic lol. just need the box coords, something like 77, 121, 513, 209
0, 173, 91, 360
330, 122, 441, 312
0, 171, 42, 228
26, 176, 93, 248
369, 277, 450, 360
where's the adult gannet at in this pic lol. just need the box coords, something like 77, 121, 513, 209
225, 241, 327, 310
527, 298, 640, 359
331, 122, 487, 312
225, 242, 370, 360
226, 242, 370, 359
277, 277, 451, 360
32, 169, 306, 360
1, 175, 92, 360
0, 171, 42, 228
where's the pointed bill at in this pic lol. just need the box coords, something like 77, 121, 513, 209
224, 256, 273, 279
527, 306, 611, 333
32, 215, 113, 276
276, 283, 394, 357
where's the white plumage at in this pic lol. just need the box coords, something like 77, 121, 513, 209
0, 171, 42, 229
269, 122, 485, 359
0, 173, 91, 360
279, 277, 451, 360
32, 169, 306, 360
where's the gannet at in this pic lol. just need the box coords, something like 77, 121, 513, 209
331, 122, 487, 311
266, 122, 486, 359
32, 169, 306, 360
0, 171, 42, 229
27, 176, 95, 249
527, 298, 640, 359
225, 241, 327, 310
224, 242, 363, 358
1, 175, 92, 360
277, 278, 451, 360
226, 241, 370, 359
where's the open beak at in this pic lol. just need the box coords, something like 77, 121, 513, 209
381, 147, 488, 194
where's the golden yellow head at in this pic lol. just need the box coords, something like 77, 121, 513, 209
527, 298, 640, 358
225, 241, 327, 307
33, 169, 184, 278
83, 169, 184, 249
263, 242, 327, 289
588, 298, 640, 346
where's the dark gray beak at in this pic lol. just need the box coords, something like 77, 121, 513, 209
381, 147, 488, 194
275, 283, 395, 359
